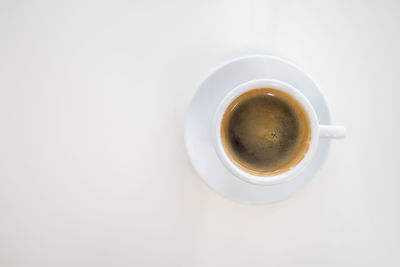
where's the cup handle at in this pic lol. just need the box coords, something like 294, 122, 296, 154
319, 125, 346, 139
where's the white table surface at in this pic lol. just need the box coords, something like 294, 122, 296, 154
1, 0, 399, 266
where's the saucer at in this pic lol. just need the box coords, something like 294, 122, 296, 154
184, 55, 331, 204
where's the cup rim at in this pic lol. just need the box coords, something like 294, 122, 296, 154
213, 79, 320, 185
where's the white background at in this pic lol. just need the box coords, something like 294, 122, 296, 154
1, 0, 399, 266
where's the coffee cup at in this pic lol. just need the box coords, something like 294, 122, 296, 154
213, 79, 345, 186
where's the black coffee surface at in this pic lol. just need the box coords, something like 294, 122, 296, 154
221, 89, 310, 174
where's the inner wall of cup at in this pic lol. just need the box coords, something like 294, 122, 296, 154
217, 81, 315, 179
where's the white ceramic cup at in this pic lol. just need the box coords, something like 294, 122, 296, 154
214, 79, 346, 186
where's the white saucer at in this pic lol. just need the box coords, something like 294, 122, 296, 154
184, 55, 331, 204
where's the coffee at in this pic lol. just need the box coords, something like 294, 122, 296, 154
220, 88, 311, 176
